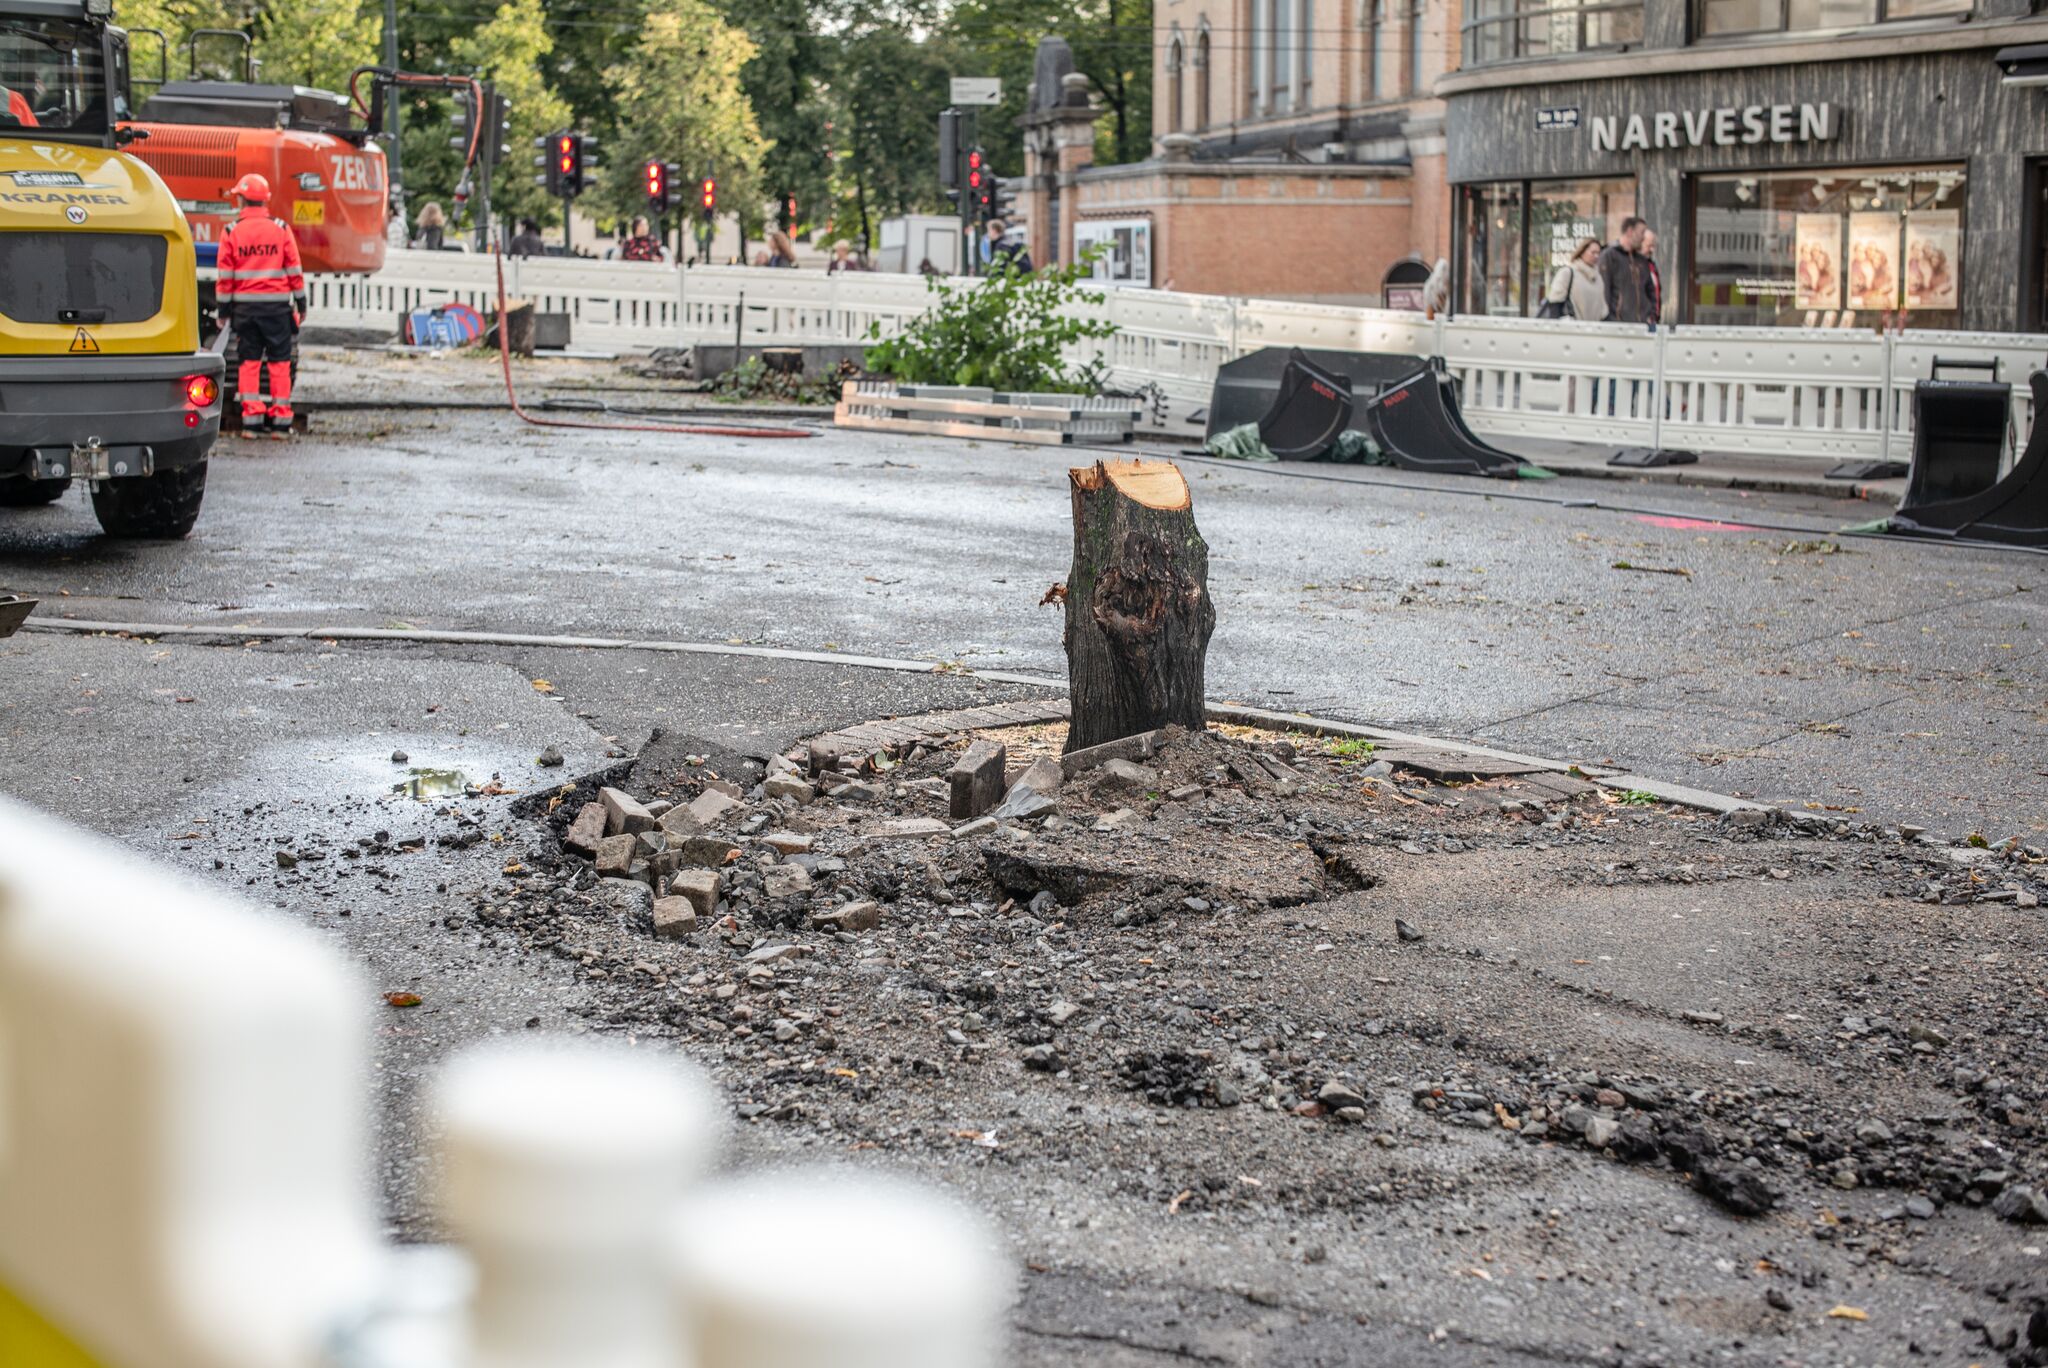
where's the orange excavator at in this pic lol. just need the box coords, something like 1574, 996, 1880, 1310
121, 33, 389, 310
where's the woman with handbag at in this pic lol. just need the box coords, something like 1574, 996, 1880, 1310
1540, 238, 1607, 321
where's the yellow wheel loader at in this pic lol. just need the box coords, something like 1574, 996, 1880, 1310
0, 0, 222, 537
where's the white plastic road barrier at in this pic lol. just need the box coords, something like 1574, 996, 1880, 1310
0, 797, 1013, 1368
430, 1041, 724, 1368
318, 249, 2045, 468
673, 1171, 1009, 1368
0, 796, 383, 1368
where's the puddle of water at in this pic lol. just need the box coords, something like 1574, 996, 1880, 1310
391, 768, 473, 800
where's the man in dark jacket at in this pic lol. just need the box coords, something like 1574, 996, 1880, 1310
1599, 217, 1655, 325
507, 218, 547, 257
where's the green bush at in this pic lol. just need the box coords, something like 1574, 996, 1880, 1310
863, 253, 1116, 394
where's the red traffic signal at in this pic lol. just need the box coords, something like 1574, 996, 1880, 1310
556, 134, 574, 176
699, 177, 716, 212
644, 161, 664, 196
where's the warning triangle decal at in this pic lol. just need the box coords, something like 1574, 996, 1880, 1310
69, 327, 99, 354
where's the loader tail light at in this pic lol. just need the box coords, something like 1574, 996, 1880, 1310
184, 411, 200, 428
183, 375, 218, 407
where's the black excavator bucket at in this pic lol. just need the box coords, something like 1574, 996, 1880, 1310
0, 595, 35, 639
1358, 359, 1524, 479
1255, 349, 1355, 460
1206, 347, 1424, 444
1889, 370, 2048, 547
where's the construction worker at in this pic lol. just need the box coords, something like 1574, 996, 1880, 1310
215, 173, 307, 433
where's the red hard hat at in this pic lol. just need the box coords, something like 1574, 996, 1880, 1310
229, 173, 271, 203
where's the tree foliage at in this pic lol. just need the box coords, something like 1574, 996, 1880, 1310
863, 253, 1114, 393
598, 0, 768, 236
451, 0, 573, 226
250, 0, 380, 93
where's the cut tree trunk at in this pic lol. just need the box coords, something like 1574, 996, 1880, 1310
1063, 459, 1215, 753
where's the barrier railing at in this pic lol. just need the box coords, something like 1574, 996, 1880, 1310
0, 796, 1008, 1368
317, 250, 2048, 464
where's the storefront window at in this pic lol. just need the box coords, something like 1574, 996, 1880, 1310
1463, 0, 1644, 67
1699, 0, 1966, 37
1690, 165, 1966, 328
1459, 178, 1637, 317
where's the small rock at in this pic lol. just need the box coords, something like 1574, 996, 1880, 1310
1724, 808, 1769, 829
758, 831, 812, 855
1991, 1184, 2047, 1224
811, 900, 881, 932
772, 1019, 799, 1043
1765, 1289, 1792, 1313
599, 786, 657, 835
762, 864, 812, 899
763, 774, 814, 804
1694, 1161, 1775, 1217
744, 943, 806, 965
537, 745, 564, 768
1009, 756, 1063, 797
675, 835, 741, 868
600, 878, 653, 918
951, 816, 998, 839
1021, 1043, 1063, 1072
274, 850, 298, 869
1854, 1119, 1893, 1145
652, 895, 700, 939
949, 739, 1008, 820
1048, 1000, 1081, 1025
390, 750, 408, 764
664, 868, 722, 920
1166, 784, 1205, 801
565, 801, 607, 856
1094, 807, 1142, 832
1904, 1195, 1937, 1220
1317, 1080, 1369, 1112
1583, 1116, 1621, 1148
1098, 758, 1160, 791
986, 786, 1056, 823
1681, 1010, 1725, 1026
874, 817, 951, 839
594, 834, 636, 878
1906, 1023, 1950, 1049
1394, 918, 1425, 943
682, 789, 740, 828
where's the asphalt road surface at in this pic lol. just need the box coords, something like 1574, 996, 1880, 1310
3, 387, 2042, 837
4, 372, 2046, 1366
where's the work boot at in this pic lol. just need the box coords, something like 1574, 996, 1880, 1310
237, 357, 265, 433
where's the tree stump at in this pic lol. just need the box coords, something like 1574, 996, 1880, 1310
1062, 459, 1215, 753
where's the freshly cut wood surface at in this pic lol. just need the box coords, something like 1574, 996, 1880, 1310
1072, 459, 1191, 511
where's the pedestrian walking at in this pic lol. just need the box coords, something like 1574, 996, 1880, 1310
1642, 229, 1664, 324
1541, 238, 1608, 321
411, 201, 448, 252
620, 216, 666, 262
762, 229, 798, 268
215, 173, 306, 435
385, 199, 408, 250
507, 217, 547, 258
1598, 218, 1655, 325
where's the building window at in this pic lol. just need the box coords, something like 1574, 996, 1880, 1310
1691, 165, 1966, 327
1247, 0, 1261, 115
1410, 0, 1427, 93
1462, 0, 1644, 66
1167, 36, 1185, 133
1699, 0, 1966, 35
1458, 177, 1638, 316
1195, 28, 1211, 127
1365, 0, 1382, 98
1271, 0, 1293, 109
1300, 0, 1313, 101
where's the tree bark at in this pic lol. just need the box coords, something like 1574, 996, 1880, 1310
1062, 459, 1215, 753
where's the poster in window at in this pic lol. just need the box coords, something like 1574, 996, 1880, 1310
1794, 214, 1841, 310
1902, 210, 1960, 311
1846, 213, 1900, 311
1072, 218, 1152, 288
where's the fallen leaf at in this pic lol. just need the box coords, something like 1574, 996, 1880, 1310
531, 679, 554, 693
1039, 582, 1068, 606
1826, 1305, 1868, 1321
383, 991, 423, 1008
1167, 1188, 1195, 1214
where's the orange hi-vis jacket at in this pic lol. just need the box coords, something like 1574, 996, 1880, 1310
217, 205, 306, 310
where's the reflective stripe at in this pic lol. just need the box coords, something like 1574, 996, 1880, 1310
217, 268, 297, 280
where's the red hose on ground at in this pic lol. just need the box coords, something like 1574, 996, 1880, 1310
492, 251, 814, 440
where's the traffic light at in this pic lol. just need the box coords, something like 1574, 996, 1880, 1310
537, 132, 592, 197
644, 159, 679, 215
938, 107, 961, 197
483, 89, 513, 165
987, 173, 1011, 223
966, 148, 991, 221
697, 175, 716, 220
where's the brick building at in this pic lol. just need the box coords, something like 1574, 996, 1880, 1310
1017, 0, 1461, 306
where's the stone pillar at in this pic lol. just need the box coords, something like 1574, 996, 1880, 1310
1050, 73, 1100, 267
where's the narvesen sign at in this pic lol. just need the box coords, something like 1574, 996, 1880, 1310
1591, 102, 1838, 152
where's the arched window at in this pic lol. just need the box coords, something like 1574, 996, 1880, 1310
1167, 35, 1184, 133
1194, 26, 1211, 128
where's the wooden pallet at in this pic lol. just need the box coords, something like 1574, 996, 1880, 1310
835, 381, 1141, 446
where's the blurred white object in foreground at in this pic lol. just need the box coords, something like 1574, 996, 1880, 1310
674, 1170, 1009, 1368
0, 795, 382, 1368
0, 795, 1011, 1368
431, 1040, 723, 1368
